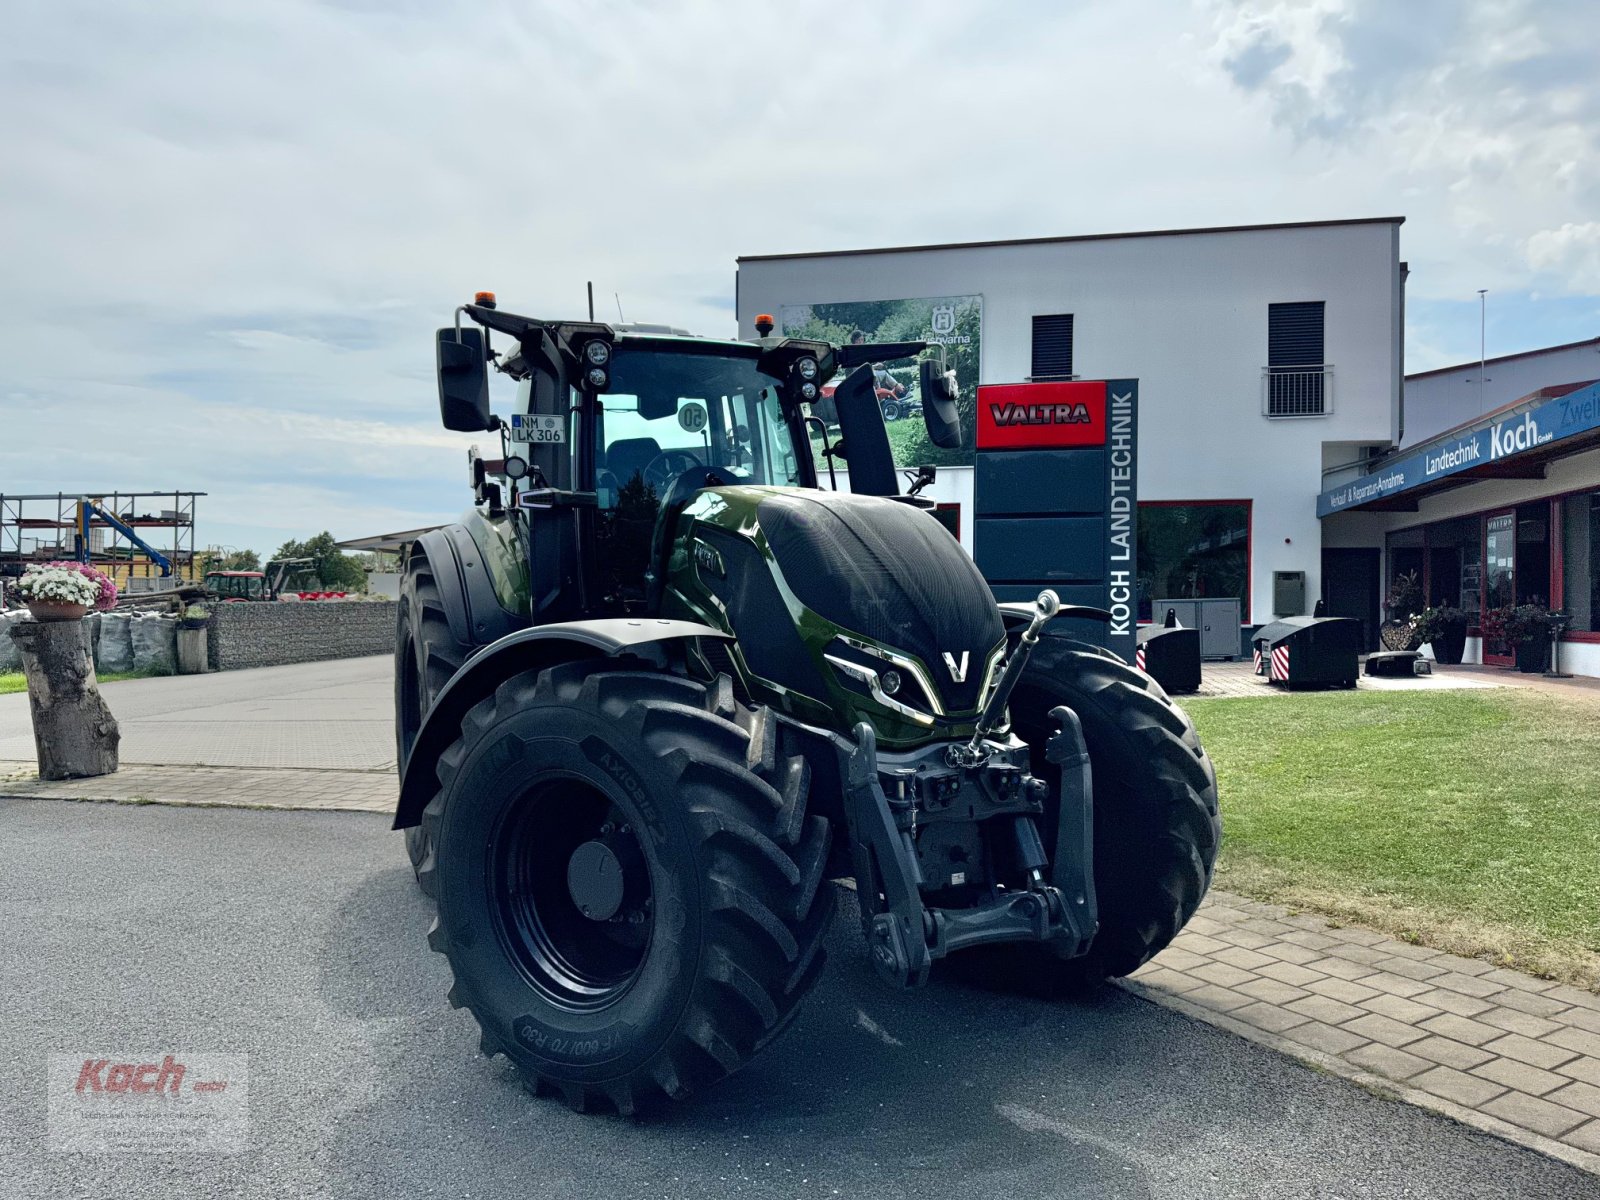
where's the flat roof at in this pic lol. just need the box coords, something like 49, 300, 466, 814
335, 526, 441, 553
737, 216, 1405, 264
1407, 333, 1600, 382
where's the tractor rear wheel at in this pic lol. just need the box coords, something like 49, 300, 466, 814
423, 660, 834, 1112
951, 640, 1220, 994
395, 547, 472, 894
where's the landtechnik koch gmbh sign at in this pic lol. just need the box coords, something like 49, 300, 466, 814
1317, 380, 1600, 517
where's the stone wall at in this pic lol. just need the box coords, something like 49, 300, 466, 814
208, 602, 396, 671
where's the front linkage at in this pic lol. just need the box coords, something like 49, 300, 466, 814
836, 590, 1099, 987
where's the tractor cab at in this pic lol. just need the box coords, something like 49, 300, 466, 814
204, 570, 267, 601
437, 297, 962, 623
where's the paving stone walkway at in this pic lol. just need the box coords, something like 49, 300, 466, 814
0, 760, 393, 812
1122, 891, 1600, 1174
1192, 658, 1510, 699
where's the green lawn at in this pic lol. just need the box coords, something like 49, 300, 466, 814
1186, 689, 1600, 986
0, 670, 151, 695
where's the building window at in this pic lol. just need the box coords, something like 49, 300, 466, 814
1031, 313, 1074, 380
1137, 502, 1250, 622
1563, 492, 1598, 632
1265, 301, 1328, 417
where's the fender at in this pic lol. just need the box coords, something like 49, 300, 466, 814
393, 618, 733, 829
412, 524, 526, 651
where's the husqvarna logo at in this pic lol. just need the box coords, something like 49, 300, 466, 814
941, 651, 969, 683
930, 304, 956, 336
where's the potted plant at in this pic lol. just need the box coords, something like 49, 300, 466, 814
1411, 604, 1468, 665
15, 561, 118, 622
180, 604, 211, 630
1484, 602, 1552, 672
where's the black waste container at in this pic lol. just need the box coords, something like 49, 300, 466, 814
1252, 616, 1361, 689
1136, 616, 1201, 694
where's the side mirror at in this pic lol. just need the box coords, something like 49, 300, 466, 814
918, 360, 962, 449
831, 365, 898, 497
437, 327, 495, 432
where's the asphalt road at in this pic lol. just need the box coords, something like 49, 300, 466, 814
2, 800, 1596, 1200
0, 655, 395, 770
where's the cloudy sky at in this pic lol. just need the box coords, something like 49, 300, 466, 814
3, 0, 1597, 557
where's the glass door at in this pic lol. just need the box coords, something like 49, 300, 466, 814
1484, 511, 1516, 662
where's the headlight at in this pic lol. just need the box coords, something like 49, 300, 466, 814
800, 381, 818, 401
796, 356, 819, 381
586, 366, 609, 390
823, 638, 940, 726
584, 340, 610, 366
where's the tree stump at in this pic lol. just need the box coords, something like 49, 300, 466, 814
7, 619, 120, 780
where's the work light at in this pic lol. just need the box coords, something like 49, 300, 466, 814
584, 340, 610, 367
586, 367, 608, 390
796, 356, 819, 381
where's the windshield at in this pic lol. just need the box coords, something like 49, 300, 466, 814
595, 348, 806, 507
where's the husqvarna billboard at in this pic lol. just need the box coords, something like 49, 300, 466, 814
972, 379, 1139, 662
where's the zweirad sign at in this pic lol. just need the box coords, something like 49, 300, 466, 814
1318, 380, 1600, 517
971, 379, 1139, 662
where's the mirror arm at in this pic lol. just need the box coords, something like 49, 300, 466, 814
804, 415, 838, 490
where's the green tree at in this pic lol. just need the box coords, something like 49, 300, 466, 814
271, 532, 368, 593
222, 548, 261, 571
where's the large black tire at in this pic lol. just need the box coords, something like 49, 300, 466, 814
395, 547, 472, 894
424, 660, 834, 1113
952, 639, 1220, 993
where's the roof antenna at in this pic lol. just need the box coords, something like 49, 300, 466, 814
615, 293, 626, 323
587, 281, 595, 321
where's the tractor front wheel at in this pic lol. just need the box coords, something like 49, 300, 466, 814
951, 640, 1220, 994
423, 661, 834, 1112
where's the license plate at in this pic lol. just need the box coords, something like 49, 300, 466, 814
510, 414, 565, 444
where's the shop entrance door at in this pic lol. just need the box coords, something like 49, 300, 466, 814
1484, 511, 1517, 664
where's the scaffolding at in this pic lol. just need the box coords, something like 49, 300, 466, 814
0, 491, 207, 593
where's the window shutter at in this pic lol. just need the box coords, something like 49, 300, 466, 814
1268, 302, 1324, 366
1267, 302, 1326, 415
1031, 314, 1074, 380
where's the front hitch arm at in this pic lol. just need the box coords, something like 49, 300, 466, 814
839, 699, 1100, 987
1045, 705, 1099, 956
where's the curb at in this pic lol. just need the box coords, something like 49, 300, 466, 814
1119, 977, 1600, 1179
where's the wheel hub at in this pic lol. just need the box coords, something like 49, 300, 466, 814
567, 839, 627, 920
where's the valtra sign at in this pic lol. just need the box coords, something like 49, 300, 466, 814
971, 379, 1139, 664
976, 381, 1108, 450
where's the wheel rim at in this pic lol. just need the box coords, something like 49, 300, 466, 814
488, 776, 653, 1011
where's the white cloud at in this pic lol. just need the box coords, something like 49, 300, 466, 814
1524, 222, 1600, 282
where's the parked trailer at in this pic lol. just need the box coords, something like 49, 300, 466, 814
1252, 616, 1361, 689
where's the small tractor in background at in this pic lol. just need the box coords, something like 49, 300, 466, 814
393, 296, 1220, 1113
203, 557, 323, 601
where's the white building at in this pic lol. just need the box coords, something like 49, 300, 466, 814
737, 217, 1407, 651
1404, 334, 1600, 447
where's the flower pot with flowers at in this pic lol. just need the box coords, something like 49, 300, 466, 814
1482, 602, 1551, 672
16, 561, 118, 622
1410, 604, 1468, 665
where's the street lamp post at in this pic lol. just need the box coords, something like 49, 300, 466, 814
1478, 289, 1488, 415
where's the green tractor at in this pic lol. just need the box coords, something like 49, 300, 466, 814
394, 296, 1219, 1113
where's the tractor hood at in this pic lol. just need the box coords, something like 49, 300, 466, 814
755, 491, 1004, 713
